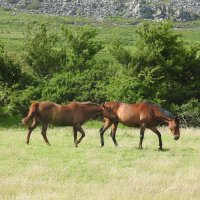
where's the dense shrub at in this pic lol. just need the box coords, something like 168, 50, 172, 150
1, 21, 200, 127
61, 26, 104, 73
24, 22, 67, 78
6, 85, 43, 115
2, 24, 110, 115
172, 99, 200, 127
0, 43, 30, 88
41, 60, 113, 103
109, 21, 200, 108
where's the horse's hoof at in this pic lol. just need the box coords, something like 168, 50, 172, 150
74, 142, 78, 148
98, 145, 104, 148
114, 143, 118, 147
158, 147, 163, 151
138, 146, 143, 150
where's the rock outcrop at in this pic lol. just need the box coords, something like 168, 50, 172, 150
1, 0, 200, 21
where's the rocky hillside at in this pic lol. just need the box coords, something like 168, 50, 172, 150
1, 0, 200, 21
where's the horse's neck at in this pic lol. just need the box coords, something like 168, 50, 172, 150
86, 105, 102, 115
156, 108, 174, 123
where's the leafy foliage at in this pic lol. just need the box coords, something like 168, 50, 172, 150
172, 99, 200, 127
24, 22, 67, 78
1, 21, 200, 126
62, 26, 104, 73
109, 20, 200, 108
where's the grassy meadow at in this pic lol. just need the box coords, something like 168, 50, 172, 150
1, 8, 200, 55
1, 6, 200, 200
0, 125, 200, 200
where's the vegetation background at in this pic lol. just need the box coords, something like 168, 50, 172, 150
0, 7, 200, 200
1, 8, 200, 127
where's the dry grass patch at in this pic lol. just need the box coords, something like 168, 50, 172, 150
0, 127, 200, 199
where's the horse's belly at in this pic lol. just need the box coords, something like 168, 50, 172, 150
49, 114, 72, 126
118, 114, 140, 127
51, 121, 70, 126
51, 118, 72, 126
119, 119, 139, 127
117, 105, 141, 127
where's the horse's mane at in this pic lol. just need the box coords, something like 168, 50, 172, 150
145, 102, 175, 120
154, 104, 175, 120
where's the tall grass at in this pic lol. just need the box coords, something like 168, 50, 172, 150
0, 127, 200, 199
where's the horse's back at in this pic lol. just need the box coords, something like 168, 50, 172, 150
34, 102, 72, 125
31, 101, 101, 126
37, 102, 61, 114
107, 101, 160, 127
104, 102, 139, 126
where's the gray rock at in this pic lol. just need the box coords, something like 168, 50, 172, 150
0, 0, 200, 21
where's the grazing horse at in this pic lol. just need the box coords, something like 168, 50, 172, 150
100, 101, 180, 150
22, 101, 116, 147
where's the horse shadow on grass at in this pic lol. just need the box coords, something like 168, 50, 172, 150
133, 147, 170, 152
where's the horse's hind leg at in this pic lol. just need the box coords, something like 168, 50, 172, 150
111, 122, 119, 146
26, 118, 38, 145
99, 118, 113, 147
74, 124, 85, 147
149, 127, 163, 150
41, 124, 51, 146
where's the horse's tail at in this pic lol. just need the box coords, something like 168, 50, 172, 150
22, 102, 39, 126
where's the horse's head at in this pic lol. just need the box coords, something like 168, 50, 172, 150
102, 103, 118, 121
168, 116, 180, 140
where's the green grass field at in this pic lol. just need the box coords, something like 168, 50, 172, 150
1, 8, 200, 54
1, 126, 200, 200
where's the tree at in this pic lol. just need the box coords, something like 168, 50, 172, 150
24, 22, 67, 78
62, 26, 104, 73
109, 20, 200, 107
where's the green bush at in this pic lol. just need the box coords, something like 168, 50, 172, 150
172, 99, 200, 127
109, 21, 200, 108
24, 22, 67, 78
4, 84, 42, 115
42, 60, 113, 104
1, 21, 200, 128
61, 26, 104, 73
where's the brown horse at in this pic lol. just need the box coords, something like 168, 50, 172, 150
100, 101, 180, 150
22, 101, 116, 147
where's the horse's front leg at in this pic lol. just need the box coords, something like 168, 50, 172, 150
110, 121, 119, 146
41, 123, 51, 146
99, 118, 113, 147
138, 126, 145, 149
73, 126, 78, 147
149, 127, 163, 150
74, 124, 85, 147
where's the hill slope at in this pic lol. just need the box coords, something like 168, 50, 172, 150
0, 0, 200, 21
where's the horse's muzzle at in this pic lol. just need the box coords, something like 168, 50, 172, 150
174, 135, 180, 140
